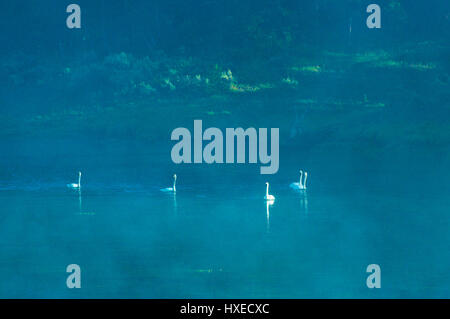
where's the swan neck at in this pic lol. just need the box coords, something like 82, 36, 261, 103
299, 171, 303, 188
266, 184, 269, 196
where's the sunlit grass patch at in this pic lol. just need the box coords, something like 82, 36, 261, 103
206, 109, 231, 116
373, 60, 403, 68
353, 51, 390, 63
373, 60, 436, 70
281, 76, 298, 86
291, 65, 321, 73
229, 82, 273, 92
408, 63, 436, 70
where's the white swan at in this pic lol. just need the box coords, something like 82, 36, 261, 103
67, 172, 81, 189
264, 182, 275, 201
290, 170, 303, 189
161, 174, 177, 192
290, 170, 308, 190
303, 171, 308, 189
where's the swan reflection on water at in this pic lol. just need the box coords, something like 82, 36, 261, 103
78, 189, 82, 213
69, 183, 95, 216
299, 191, 308, 214
172, 192, 178, 214
289, 169, 309, 214
76, 189, 94, 215
266, 199, 274, 233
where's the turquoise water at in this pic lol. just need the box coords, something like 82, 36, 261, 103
0, 146, 448, 298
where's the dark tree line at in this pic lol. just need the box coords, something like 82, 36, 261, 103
0, 0, 448, 59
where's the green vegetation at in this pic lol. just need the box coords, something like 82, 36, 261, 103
0, 34, 448, 151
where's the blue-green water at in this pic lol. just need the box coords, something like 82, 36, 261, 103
0, 142, 448, 298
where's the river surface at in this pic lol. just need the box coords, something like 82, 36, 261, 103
0, 139, 448, 298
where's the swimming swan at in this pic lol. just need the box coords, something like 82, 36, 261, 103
264, 182, 275, 201
67, 172, 81, 189
290, 170, 308, 190
290, 170, 303, 189
161, 174, 177, 192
